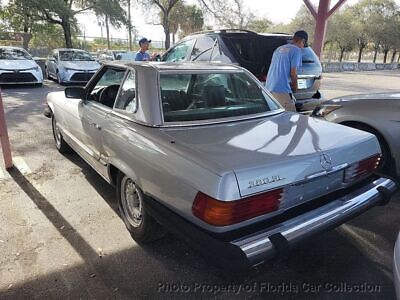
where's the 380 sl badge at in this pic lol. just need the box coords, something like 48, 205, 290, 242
248, 175, 286, 189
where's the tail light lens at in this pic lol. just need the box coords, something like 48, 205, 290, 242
192, 188, 283, 226
344, 154, 381, 183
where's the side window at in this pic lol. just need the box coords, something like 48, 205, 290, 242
191, 36, 216, 61
87, 67, 126, 108
163, 39, 194, 62
114, 71, 137, 113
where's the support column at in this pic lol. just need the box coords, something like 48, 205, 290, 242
0, 89, 13, 169
303, 0, 347, 58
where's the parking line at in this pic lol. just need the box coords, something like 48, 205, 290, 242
13, 156, 31, 175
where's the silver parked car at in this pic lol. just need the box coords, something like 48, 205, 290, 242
45, 48, 100, 85
44, 62, 397, 269
312, 92, 400, 177
0, 46, 43, 86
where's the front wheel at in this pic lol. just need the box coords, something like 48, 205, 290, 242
117, 173, 165, 243
52, 115, 71, 153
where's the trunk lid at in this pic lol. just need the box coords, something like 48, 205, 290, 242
162, 113, 380, 200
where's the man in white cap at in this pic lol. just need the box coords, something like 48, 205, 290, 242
266, 30, 308, 112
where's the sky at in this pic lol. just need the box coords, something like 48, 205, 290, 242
77, 0, 363, 43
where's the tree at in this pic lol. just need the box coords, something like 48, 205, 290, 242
197, 0, 254, 29
22, 0, 95, 48
30, 23, 65, 49
0, 0, 38, 49
139, 0, 180, 49
167, 3, 203, 41
95, 0, 127, 49
179, 5, 203, 37
286, 5, 315, 43
326, 9, 357, 62
246, 18, 272, 33
126, 0, 133, 50
353, 0, 399, 63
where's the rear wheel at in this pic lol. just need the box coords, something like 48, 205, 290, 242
45, 68, 51, 80
117, 173, 165, 243
52, 115, 71, 153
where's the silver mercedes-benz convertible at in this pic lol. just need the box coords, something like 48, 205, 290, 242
44, 61, 397, 269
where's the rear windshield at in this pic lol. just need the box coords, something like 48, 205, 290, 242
160, 72, 279, 123
301, 47, 319, 63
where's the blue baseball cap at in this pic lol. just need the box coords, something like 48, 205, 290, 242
139, 38, 151, 46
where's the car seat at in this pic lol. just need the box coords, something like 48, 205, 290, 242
202, 85, 225, 107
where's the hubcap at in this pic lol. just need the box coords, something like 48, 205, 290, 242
121, 177, 143, 227
52, 117, 62, 148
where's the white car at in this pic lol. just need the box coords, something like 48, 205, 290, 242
0, 46, 43, 86
45, 48, 100, 85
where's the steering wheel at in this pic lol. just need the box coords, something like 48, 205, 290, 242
99, 84, 120, 108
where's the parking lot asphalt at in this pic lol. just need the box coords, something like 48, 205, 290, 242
0, 70, 399, 299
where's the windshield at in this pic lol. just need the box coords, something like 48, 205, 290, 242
59, 50, 94, 61
114, 51, 135, 60
0, 48, 32, 60
160, 72, 280, 123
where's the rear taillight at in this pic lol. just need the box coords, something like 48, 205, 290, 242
192, 188, 283, 226
343, 154, 381, 183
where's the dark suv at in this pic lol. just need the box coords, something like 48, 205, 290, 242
161, 29, 323, 111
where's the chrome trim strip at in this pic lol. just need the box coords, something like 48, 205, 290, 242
62, 129, 111, 183
305, 163, 348, 180
161, 110, 285, 128
232, 177, 397, 265
62, 128, 99, 159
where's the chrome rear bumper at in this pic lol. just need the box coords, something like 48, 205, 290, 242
232, 177, 397, 266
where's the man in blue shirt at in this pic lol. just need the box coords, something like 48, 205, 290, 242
135, 37, 153, 61
266, 30, 308, 112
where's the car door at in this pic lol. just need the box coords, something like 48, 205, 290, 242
78, 66, 127, 176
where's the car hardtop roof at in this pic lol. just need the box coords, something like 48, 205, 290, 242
105, 61, 243, 72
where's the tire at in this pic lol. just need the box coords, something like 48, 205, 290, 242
117, 172, 165, 243
52, 115, 71, 153
45, 68, 51, 80
56, 71, 64, 85
348, 123, 393, 175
